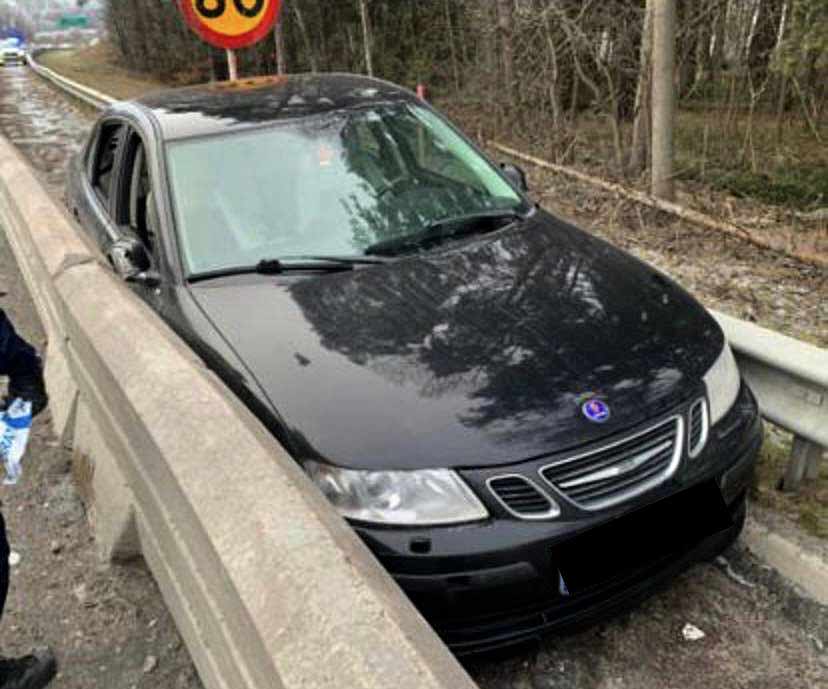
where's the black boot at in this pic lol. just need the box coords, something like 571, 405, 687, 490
0, 649, 57, 689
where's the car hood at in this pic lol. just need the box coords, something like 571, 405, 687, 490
189, 211, 723, 470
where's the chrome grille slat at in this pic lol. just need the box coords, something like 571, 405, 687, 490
566, 460, 668, 503
558, 440, 673, 488
548, 432, 670, 484
540, 415, 684, 511
563, 446, 674, 498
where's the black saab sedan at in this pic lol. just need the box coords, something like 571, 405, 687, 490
66, 74, 762, 654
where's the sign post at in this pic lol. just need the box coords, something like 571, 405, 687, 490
226, 48, 239, 81
178, 0, 283, 80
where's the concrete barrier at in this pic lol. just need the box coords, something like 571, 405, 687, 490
0, 134, 479, 689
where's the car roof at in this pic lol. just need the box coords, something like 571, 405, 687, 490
125, 73, 420, 141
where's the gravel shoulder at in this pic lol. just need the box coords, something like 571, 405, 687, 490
468, 545, 827, 689
0, 231, 201, 689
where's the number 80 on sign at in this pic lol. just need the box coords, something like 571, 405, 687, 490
179, 0, 283, 50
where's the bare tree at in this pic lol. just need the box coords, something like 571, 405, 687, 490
359, 0, 374, 76
293, 4, 318, 73
651, 0, 677, 200
497, 0, 515, 105
630, 0, 654, 175
274, 21, 287, 75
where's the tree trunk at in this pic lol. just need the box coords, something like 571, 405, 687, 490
497, 0, 514, 105
293, 6, 318, 73
710, 2, 726, 85
651, 0, 677, 201
445, 0, 461, 93
542, 9, 563, 128
359, 0, 374, 77
274, 21, 287, 75
773, 0, 791, 146
630, 0, 654, 175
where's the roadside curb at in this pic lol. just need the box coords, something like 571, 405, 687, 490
742, 518, 828, 606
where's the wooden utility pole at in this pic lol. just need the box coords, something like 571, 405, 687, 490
651, 0, 676, 200
359, 0, 374, 77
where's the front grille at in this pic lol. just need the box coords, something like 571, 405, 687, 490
688, 398, 708, 458
540, 416, 683, 510
488, 475, 559, 519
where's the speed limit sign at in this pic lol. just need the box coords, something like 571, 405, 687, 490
179, 0, 283, 50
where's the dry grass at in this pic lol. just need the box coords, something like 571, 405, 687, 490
37, 43, 166, 101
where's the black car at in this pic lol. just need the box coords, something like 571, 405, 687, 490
66, 74, 762, 655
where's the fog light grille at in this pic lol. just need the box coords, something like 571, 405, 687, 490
488, 475, 559, 519
688, 398, 709, 458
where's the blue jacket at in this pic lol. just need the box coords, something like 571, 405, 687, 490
0, 308, 47, 415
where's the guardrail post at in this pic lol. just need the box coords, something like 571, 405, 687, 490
782, 436, 824, 492
804, 444, 825, 481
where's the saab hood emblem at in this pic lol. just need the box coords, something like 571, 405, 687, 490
582, 398, 610, 423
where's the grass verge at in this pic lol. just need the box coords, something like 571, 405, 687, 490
753, 428, 827, 539
36, 43, 165, 101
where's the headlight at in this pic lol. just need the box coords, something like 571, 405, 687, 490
305, 461, 489, 526
703, 342, 741, 425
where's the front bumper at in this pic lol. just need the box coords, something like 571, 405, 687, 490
354, 383, 762, 655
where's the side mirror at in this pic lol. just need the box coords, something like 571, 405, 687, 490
107, 235, 151, 281
500, 163, 529, 193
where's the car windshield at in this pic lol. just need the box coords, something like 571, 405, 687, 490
165, 103, 527, 275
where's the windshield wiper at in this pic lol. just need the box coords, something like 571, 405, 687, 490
365, 209, 525, 257
188, 255, 389, 283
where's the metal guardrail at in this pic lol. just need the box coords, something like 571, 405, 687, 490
26, 57, 827, 491
28, 52, 114, 109
713, 312, 827, 490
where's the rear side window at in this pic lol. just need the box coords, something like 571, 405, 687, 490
92, 123, 124, 204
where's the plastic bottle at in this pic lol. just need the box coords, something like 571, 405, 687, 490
0, 399, 33, 486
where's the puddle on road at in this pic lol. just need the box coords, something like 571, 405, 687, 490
0, 66, 96, 194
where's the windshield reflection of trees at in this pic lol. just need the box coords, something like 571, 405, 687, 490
289, 226, 684, 448
337, 110, 506, 252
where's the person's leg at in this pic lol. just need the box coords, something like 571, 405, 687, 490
0, 508, 56, 689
